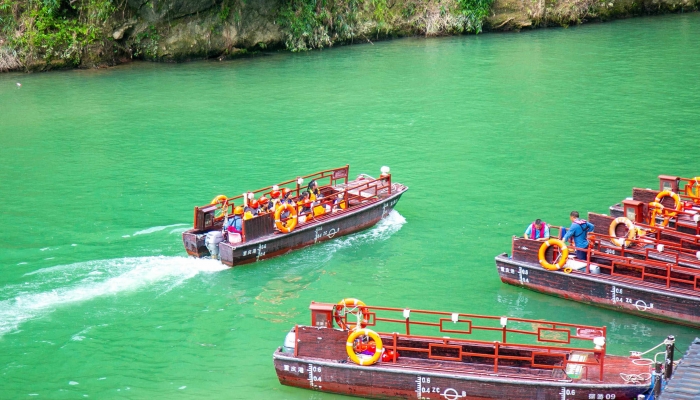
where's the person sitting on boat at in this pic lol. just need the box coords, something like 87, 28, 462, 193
224, 206, 244, 235
244, 200, 259, 220
523, 219, 549, 241
308, 180, 322, 201
280, 188, 294, 205
258, 196, 270, 213
562, 211, 595, 260
297, 191, 313, 222
270, 190, 281, 210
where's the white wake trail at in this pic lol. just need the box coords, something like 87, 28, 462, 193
0, 256, 227, 337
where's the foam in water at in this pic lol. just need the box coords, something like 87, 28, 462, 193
0, 256, 227, 337
133, 223, 189, 236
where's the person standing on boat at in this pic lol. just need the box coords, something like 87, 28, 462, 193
270, 190, 281, 211
562, 211, 595, 260
224, 206, 244, 236
258, 196, 270, 213
523, 219, 549, 241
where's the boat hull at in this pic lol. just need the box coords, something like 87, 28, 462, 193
273, 352, 648, 400
495, 254, 700, 328
183, 191, 404, 267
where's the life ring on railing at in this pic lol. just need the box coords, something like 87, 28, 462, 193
274, 203, 297, 233
654, 190, 682, 217
211, 195, 228, 219
346, 328, 383, 366
538, 239, 569, 271
685, 177, 700, 204
649, 201, 670, 229
211, 195, 227, 204
334, 298, 370, 331
609, 217, 636, 247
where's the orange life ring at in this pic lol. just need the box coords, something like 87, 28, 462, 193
274, 203, 297, 233
685, 177, 700, 204
211, 195, 228, 219
648, 201, 669, 228
609, 217, 636, 247
346, 328, 383, 366
334, 298, 370, 331
538, 239, 569, 271
654, 190, 682, 218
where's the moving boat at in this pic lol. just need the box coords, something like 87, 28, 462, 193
495, 211, 700, 328
273, 299, 663, 400
181, 165, 407, 266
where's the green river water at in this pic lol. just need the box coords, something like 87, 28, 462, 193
1, 13, 700, 399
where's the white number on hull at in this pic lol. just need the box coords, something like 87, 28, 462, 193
610, 286, 653, 311
307, 364, 322, 389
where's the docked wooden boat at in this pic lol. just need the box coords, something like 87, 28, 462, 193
610, 175, 700, 236
181, 165, 407, 266
273, 299, 660, 400
495, 213, 700, 328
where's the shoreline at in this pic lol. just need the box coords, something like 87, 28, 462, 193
1, 0, 697, 74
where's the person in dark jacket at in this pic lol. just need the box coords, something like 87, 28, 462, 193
562, 211, 595, 260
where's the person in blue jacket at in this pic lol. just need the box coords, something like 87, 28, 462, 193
562, 211, 595, 260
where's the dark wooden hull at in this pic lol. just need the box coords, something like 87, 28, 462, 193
183, 190, 405, 266
495, 254, 700, 328
273, 351, 649, 400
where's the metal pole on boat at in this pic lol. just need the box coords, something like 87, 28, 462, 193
665, 335, 675, 380
653, 362, 662, 397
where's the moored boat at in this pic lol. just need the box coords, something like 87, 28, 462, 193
495, 213, 700, 328
181, 165, 407, 266
273, 299, 661, 400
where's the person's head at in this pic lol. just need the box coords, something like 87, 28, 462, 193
308, 180, 317, 191
301, 191, 309, 200
535, 218, 543, 228
570, 211, 579, 222
259, 196, 269, 206
234, 206, 244, 216
270, 190, 281, 199
282, 188, 292, 198
250, 200, 259, 209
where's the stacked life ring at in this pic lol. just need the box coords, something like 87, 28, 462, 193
346, 328, 383, 366
274, 203, 298, 233
685, 177, 700, 204
609, 217, 636, 248
654, 190, 682, 218
538, 239, 569, 271
334, 298, 370, 331
210, 195, 228, 219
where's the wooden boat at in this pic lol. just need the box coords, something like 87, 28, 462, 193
495, 212, 700, 328
181, 165, 407, 266
609, 175, 700, 236
273, 299, 658, 400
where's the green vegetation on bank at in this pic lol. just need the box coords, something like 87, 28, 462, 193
277, 0, 494, 51
0, 0, 117, 70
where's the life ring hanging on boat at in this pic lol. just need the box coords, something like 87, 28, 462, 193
346, 328, 383, 366
274, 203, 298, 233
648, 202, 671, 229
334, 298, 370, 331
211, 195, 228, 219
685, 177, 700, 204
654, 190, 682, 218
609, 217, 636, 248
538, 239, 569, 271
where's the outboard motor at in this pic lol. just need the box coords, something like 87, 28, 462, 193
205, 231, 224, 259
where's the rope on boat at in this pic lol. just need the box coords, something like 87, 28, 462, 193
629, 337, 675, 366
620, 372, 652, 383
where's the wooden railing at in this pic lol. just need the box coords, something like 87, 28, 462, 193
338, 305, 607, 380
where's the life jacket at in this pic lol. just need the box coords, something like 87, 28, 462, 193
529, 223, 546, 239
572, 219, 591, 238
226, 216, 242, 234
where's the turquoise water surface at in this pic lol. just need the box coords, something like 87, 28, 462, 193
1, 13, 699, 399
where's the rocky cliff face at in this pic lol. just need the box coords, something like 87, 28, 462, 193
0, 0, 697, 72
